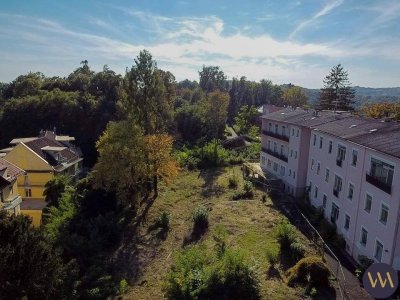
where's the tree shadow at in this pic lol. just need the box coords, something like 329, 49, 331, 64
198, 167, 225, 197
266, 265, 282, 280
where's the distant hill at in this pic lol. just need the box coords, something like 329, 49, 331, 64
301, 86, 400, 107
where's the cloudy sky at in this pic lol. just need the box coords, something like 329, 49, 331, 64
1, 0, 399, 88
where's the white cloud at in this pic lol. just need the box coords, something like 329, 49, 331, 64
0, 10, 400, 87
289, 0, 344, 39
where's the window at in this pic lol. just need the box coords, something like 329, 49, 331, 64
334, 175, 342, 193
331, 203, 339, 224
289, 169, 291, 176
294, 151, 297, 159
323, 194, 327, 208
296, 129, 299, 137
273, 162, 278, 172
328, 141, 333, 154
293, 171, 296, 179
280, 145, 284, 155
282, 126, 286, 136
348, 183, 354, 200
370, 158, 394, 187
360, 228, 368, 247
313, 134, 316, 146
275, 124, 278, 134
317, 162, 321, 175
344, 214, 350, 231
374, 241, 383, 262
268, 141, 271, 150
292, 128, 294, 136
269, 123, 272, 131
25, 189, 32, 197
274, 142, 277, 152
337, 145, 346, 165
352, 150, 358, 166
267, 159, 272, 168
261, 156, 266, 165
314, 186, 319, 198
24, 174, 29, 185
365, 194, 372, 213
325, 168, 330, 182
290, 149, 293, 157
379, 204, 389, 225
319, 136, 323, 149
280, 166, 285, 176
311, 159, 315, 170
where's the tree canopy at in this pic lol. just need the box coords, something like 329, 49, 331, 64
316, 64, 355, 111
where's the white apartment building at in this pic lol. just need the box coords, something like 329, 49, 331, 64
260, 107, 400, 269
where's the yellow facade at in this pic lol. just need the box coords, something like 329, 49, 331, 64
5, 143, 54, 201
21, 209, 42, 227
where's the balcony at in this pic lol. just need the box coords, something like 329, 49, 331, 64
366, 173, 392, 195
1, 195, 22, 211
333, 189, 339, 198
261, 147, 288, 163
262, 130, 289, 142
336, 159, 343, 167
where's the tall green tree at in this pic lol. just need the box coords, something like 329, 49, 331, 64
199, 65, 228, 93
119, 50, 175, 134
234, 105, 259, 135
203, 90, 230, 139
317, 64, 355, 111
281, 86, 308, 107
0, 212, 67, 300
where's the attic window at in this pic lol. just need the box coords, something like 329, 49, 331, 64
350, 125, 357, 128
369, 129, 377, 133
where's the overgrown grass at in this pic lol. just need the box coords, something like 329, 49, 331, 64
123, 166, 316, 300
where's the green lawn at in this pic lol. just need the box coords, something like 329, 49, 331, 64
123, 166, 314, 299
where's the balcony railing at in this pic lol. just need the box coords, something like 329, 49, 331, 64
262, 130, 289, 142
261, 147, 288, 163
366, 173, 392, 195
333, 189, 339, 198
336, 159, 343, 167
1, 195, 22, 211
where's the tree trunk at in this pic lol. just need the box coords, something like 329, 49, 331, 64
153, 175, 158, 198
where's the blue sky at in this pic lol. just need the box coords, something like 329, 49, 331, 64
0, 0, 399, 88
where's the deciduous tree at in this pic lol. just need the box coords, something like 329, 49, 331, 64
281, 86, 308, 107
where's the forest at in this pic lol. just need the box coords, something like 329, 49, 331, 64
0, 51, 399, 299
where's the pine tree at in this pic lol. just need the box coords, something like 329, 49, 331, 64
317, 64, 355, 111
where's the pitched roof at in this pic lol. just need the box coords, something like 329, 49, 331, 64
262, 108, 400, 159
0, 158, 25, 188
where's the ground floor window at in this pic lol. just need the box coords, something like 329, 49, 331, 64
374, 240, 383, 262
330, 203, 339, 224
360, 227, 368, 247
25, 188, 32, 197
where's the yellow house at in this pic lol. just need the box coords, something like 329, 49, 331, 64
2, 131, 83, 226
0, 158, 25, 217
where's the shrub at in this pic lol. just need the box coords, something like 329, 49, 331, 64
289, 241, 306, 262
310, 287, 318, 298
164, 246, 261, 300
118, 279, 128, 295
286, 256, 330, 287
243, 180, 253, 195
213, 225, 228, 258
265, 247, 279, 267
355, 255, 374, 279
275, 220, 297, 250
193, 205, 209, 234
157, 211, 171, 231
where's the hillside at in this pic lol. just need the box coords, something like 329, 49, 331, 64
301, 86, 400, 106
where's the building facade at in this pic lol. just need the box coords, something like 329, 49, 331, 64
1, 131, 83, 226
0, 158, 25, 216
261, 108, 400, 269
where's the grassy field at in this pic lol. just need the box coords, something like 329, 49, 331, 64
122, 166, 316, 299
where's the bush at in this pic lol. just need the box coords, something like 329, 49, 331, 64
355, 255, 374, 279
286, 256, 330, 287
118, 279, 128, 295
157, 211, 171, 231
265, 247, 279, 267
243, 180, 253, 195
164, 246, 261, 300
193, 205, 209, 234
276, 220, 297, 251
289, 241, 306, 262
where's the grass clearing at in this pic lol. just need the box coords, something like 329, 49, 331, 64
123, 166, 316, 299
